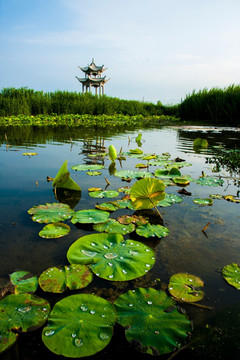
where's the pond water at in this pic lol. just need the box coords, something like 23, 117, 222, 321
0, 124, 240, 359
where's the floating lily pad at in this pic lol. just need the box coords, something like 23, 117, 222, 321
89, 190, 119, 198
93, 219, 135, 235
157, 193, 183, 207
193, 198, 213, 206
39, 264, 93, 293
95, 202, 120, 212
52, 160, 81, 191
67, 233, 155, 281
193, 138, 208, 148
39, 223, 71, 238
113, 199, 136, 210
10, 271, 38, 294
148, 160, 172, 167
114, 170, 152, 179
210, 194, 224, 200
42, 294, 116, 358
195, 176, 224, 186
222, 263, 240, 290
71, 164, 104, 171
168, 273, 204, 302
173, 176, 191, 186
136, 223, 170, 238
71, 209, 110, 224
28, 203, 75, 223
224, 195, 240, 203
86, 171, 102, 176
114, 287, 191, 356
135, 163, 148, 168
0, 293, 50, 354
22, 152, 38, 156
117, 186, 131, 194
117, 215, 149, 226
130, 178, 165, 210
155, 167, 181, 179
129, 148, 143, 154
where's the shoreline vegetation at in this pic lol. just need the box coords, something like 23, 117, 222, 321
0, 84, 239, 126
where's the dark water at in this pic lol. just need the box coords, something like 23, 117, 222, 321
0, 125, 240, 359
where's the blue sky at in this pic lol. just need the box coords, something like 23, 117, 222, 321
0, 0, 240, 104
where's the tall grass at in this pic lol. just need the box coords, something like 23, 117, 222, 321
0, 87, 170, 117
179, 84, 240, 126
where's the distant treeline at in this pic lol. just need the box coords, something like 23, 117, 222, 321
0, 87, 176, 117
179, 84, 240, 126
0, 85, 239, 125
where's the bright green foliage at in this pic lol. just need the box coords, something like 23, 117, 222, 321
95, 202, 120, 211
114, 170, 152, 179
193, 138, 208, 148
195, 176, 224, 186
39, 223, 71, 238
113, 199, 136, 210
39, 264, 93, 293
28, 203, 75, 223
222, 263, 240, 290
89, 190, 119, 198
71, 209, 110, 224
86, 171, 102, 176
173, 176, 191, 185
157, 193, 183, 207
42, 294, 117, 358
114, 287, 191, 356
67, 233, 155, 281
155, 167, 181, 179
93, 219, 135, 235
0, 293, 50, 354
136, 223, 170, 238
130, 178, 165, 210
193, 198, 213, 206
71, 164, 104, 171
168, 273, 204, 302
108, 145, 117, 163
10, 271, 38, 294
52, 160, 81, 191
129, 148, 143, 154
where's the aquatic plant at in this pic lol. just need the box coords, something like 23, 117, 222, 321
222, 263, 240, 290
39, 223, 71, 238
108, 144, 117, 163
71, 209, 110, 224
168, 273, 205, 303
9, 271, 38, 294
52, 160, 81, 191
28, 203, 75, 223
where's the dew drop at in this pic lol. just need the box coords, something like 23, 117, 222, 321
18, 306, 31, 313
108, 262, 113, 266
154, 330, 159, 334
81, 305, 88, 311
145, 249, 150, 252
90, 310, 96, 314
129, 303, 133, 307
147, 301, 152, 305
44, 329, 55, 336
122, 269, 127, 274
129, 250, 138, 255
74, 338, 83, 347
101, 314, 106, 317
188, 278, 193, 282
169, 287, 173, 290
72, 333, 77, 338
81, 250, 97, 257
108, 275, 114, 279
91, 242, 96, 246
145, 264, 151, 267
104, 252, 118, 259
99, 332, 109, 340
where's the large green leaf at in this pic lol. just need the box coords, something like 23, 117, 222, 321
39, 264, 93, 293
10, 271, 38, 294
28, 203, 75, 223
39, 223, 71, 238
89, 190, 119, 198
0, 293, 50, 354
52, 160, 81, 191
114, 170, 152, 179
71, 164, 104, 171
67, 233, 155, 281
130, 178, 165, 210
168, 273, 204, 302
71, 209, 110, 224
194, 176, 224, 186
114, 287, 191, 356
222, 263, 240, 290
93, 219, 135, 235
42, 294, 116, 358
136, 223, 170, 238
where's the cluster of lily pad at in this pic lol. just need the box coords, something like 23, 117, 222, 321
1, 138, 240, 358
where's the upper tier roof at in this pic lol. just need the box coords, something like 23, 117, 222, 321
79, 58, 105, 75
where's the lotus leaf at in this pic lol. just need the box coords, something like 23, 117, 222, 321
52, 160, 81, 191
71, 209, 110, 224
114, 170, 152, 179
173, 176, 191, 185
135, 163, 148, 168
130, 178, 165, 210
129, 148, 143, 154
86, 171, 102, 176
117, 186, 131, 194
39, 264, 93, 293
108, 144, 117, 163
195, 176, 224, 186
210, 194, 224, 200
148, 160, 172, 167
89, 190, 119, 198
142, 155, 156, 160
93, 219, 135, 235
39, 223, 71, 238
117, 214, 149, 226
222, 263, 240, 290
113, 199, 136, 210
157, 193, 183, 207
193, 138, 208, 148
67, 233, 155, 281
95, 202, 120, 211
28, 203, 75, 223
0, 293, 50, 354
71, 164, 104, 171
155, 167, 181, 179
224, 195, 240, 203
136, 223, 170, 238
114, 287, 191, 356
42, 294, 116, 358
168, 273, 204, 302
193, 198, 213, 206
88, 187, 102, 192
22, 152, 38, 156
10, 271, 38, 294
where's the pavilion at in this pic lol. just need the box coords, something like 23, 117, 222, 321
76, 59, 109, 95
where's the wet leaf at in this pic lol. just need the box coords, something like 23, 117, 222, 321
39, 264, 93, 293
136, 223, 170, 238
28, 203, 75, 223
52, 160, 81, 191
71, 164, 104, 171
114, 287, 191, 356
86, 171, 102, 176
222, 263, 240, 290
157, 193, 183, 207
42, 294, 116, 358
193, 198, 213, 206
95, 202, 120, 212
10, 271, 38, 294
155, 167, 181, 179
89, 190, 119, 198
195, 176, 224, 186
130, 178, 165, 210
67, 233, 155, 281
114, 170, 152, 179
93, 219, 135, 235
117, 214, 149, 226
168, 273, 204, 303
71, 209, 110, 224
39, 223, 71, 238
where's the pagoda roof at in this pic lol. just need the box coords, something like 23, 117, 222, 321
79, 59, 105, 74
76, 76, 109, 85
